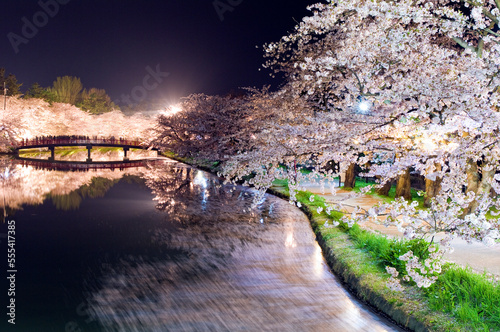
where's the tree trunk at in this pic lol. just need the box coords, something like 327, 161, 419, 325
461, 159, 480, 216
424, 164, 442, 208
466, 159, 480, 194
461, 159, 496, 216
376, 176, 392, 196
395, 168, 412, 200
344, 163, 357, 189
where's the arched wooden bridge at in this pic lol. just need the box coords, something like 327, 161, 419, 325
15, 136, 159, 162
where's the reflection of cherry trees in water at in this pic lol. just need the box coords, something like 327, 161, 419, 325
144, 160, 273, 224
47, 177, 126, 210
0, 156, 145, 215
85, 163, 286, 331
138, 160, 278, 274
84, 162, 299, 331
85, 160, 399, 332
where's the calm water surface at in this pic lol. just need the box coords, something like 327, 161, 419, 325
0, 158, 405, 331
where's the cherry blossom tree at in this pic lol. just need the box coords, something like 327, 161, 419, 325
220, 0, 500, 287
152, 92, 274, 162
0, 96, 154, 148
0, 100, 24, 152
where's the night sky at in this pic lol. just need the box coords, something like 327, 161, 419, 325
1, 0, 318, 108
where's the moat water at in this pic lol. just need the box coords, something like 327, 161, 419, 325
0, 158, 404, 331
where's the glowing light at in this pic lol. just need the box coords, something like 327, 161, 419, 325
357, 99, 372, 114
161, 105, 183, 117
359, 101, 370, 111
21, 130, 35, 140
170, 106, 182, 115
285, 232, 297, 248
193, 171, 208, 189
355, 95, 372, 114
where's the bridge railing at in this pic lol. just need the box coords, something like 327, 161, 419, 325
18, 136, 145, 148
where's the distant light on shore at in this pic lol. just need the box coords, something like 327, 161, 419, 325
170, 106, 182, 115
160, 105, 183, 117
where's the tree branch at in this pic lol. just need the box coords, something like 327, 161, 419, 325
452, 37, 476, 52
482, 7, 499, 24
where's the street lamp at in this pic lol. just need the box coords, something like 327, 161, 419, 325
3, 82, 7, 110
359, 100, 370, 112
356, 96, 372, 114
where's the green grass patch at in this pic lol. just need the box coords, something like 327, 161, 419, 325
486, 206, 500, 220
426, 266, 500, 331
348, 224, 432, 278
161, 150, 178, 159
93, 147, 126, 153
57, 147, 87, 157
18, 147, 88, 158
344, 177, 425, 208
161, 151, 221, 172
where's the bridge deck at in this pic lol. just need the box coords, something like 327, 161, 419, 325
18, 143, 148, 149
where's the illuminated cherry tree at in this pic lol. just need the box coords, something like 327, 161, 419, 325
0, 96, 155, 148
0, 110, 22, 152
152, 92, 278, 162
220, 0, 500, 287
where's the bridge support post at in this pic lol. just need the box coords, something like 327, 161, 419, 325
123, 147, 129, 161
86, 145, 92, 163
48, 146, 55, 161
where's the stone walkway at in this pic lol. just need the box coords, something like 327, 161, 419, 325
301, 181, 500, 277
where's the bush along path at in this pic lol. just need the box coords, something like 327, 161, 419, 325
165, 155, 500, 332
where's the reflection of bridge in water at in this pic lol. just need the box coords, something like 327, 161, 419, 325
15, 136, 160, 162
13, 157, 162, 172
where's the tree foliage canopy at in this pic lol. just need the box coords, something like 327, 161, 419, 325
77, 88, 118, 114
49, 76, 83, 105
31, 76, 118, 113
25, 82, 57, 103
0, 68, 22, 96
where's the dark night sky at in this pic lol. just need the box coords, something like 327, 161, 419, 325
1, 0, 318, 107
